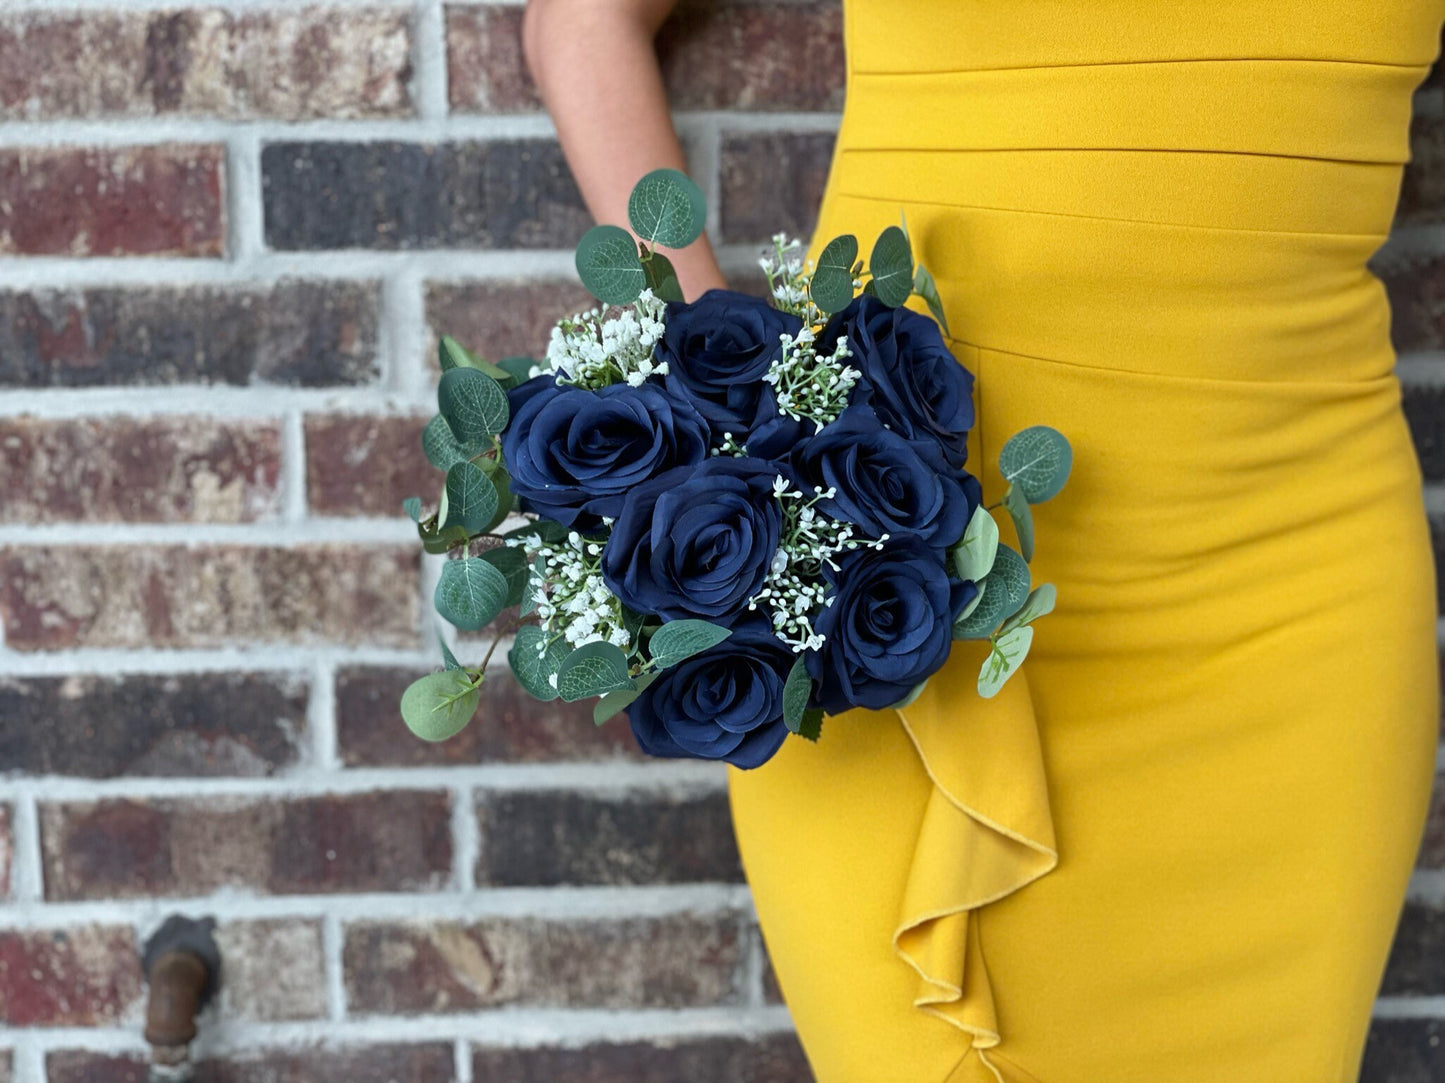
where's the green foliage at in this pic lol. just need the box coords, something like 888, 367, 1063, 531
434, 557, 510, 631
478, 545, 529, 608
998, 583, 1057, 637
998, 425, 1073, 504
400, 670, 480, 742
439, 335, 511, 381
647, 619, 732, 670
811, 234, 859, 314
402, 497, 422, 523
422, 414, 483, 471
593, 687, 641, 726
978, 625, 1033, 699
869, 225, 914, 306
438, 367, 510, 445
953, 543, 1030, 639
439, 634, 462, 672
509, 625, 568, 701
627, 167, 707, 249
951, 504, 999, 582
782, 656, 813, 733
952, 581, 985, 630
497, 356, 536, 386
576, 223, 645, 305
912, 263, 951, 337
641, 248, 684, 302
1003, 482, 1035, 562
557, 641, 635, 702
797, 706, 824, 742
443, 461, 499, 533
419, 522, 470, 555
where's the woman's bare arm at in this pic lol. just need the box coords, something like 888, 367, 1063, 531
522, 0, 728, 301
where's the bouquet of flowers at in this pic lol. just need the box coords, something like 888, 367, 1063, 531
400, 168, 1072, 769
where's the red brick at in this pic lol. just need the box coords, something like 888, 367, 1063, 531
0, 281, 380, 388
40, 791, 452, 900
0, 145, 223, 257
719, 130, 837, 244
0, 544, 419, 650
471, 1035, 811, 1082
0, 926, 143, 1025
335, 665, 644, 767
305, 414, 432, 517
426, 277, 596, 367
0, 671, 308, 778
0, 805, 11, 899
446, 3, 843, 113
344, 913, 745, 1013
213, 919, 326, 1021
47, 1045, 457, 1083
0, 416, 281, 523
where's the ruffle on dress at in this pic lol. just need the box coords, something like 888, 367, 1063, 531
892, 636, 1059, 1083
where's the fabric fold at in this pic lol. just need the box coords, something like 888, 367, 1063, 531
891, 636, 1059, 1079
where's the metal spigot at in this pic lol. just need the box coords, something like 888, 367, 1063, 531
141, 916, 222, 1082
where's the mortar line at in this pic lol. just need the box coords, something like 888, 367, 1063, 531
309, 657, 339, 771
226, 128, 265, 262
13, 1037, 43, 1083
0, 644, 439, 676
0, 520, 416, 545
280, 411, 309, 524
382, 267, 429, 396
323, 913, 347, 1023
452, 784, 480, 894
414, 0, 450, 122
3, 0, 413, 11
10, 793, 44, 904
455, 1038, 474, 1082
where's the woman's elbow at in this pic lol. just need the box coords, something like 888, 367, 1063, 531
522, 0, 674, 85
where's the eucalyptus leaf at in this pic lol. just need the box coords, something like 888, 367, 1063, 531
648, 619, 732, 670
557, 641, 635, 702
402, 497, 423, 523
576, 223, 646, 305
509, 624, 568, 701
593, 687, 641, 726
1003, 482, 1035, 562
479, 545, 529, 608
434, 557, 510, 631
869, 225, 914, 307
953, 543, 1030, 638
998, 425, 1073, 504
782, 656, 812, 732
519, 555, 545, 617
438, 366, 510, 445
621, 604, 648, 657
439, 636, 462, 672
443, 461, 499, 533
951, 504, 999, 583
439, 335, 510, 381
400, 670, 480, 742
420, 523, 471, 555
811, 234, 859, 314
998, 583, 1057, 637
422, 413, 484, 471
912, 263, 951, 337
978, 625, 1034, 699
642, 249, 684, 302
797, 706, 824, 742
482, 468, 514, 533
627, 167, 707, 249
497, 356, 537, 386
952, 582, 985, 635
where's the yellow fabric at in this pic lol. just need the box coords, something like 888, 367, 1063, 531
725, 4, 1444, 1081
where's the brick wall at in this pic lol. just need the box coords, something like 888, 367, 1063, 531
0, 3, 1439, 1082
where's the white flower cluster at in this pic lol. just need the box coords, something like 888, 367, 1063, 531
514, 529, 631, 652
764, 326, 859, 429
758, 233, 820, 323
748, 476, 888, 653
542, 289, 669, 390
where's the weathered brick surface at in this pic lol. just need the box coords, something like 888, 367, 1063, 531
719, 131, 836, 244
0, 281, 380, 387
471, 1035, 812, 1083
40, 791, 452, 900
1382, 254, 1445, 353
0, 145, 223, 257
426, 277, 595, 364
305, 414, 432, 517
1360, 1018, 1445, 1082
0, 544, 418, 650
0, 416, 282, 523
0, 671, 308, 778
1381, 901, 1445, 996
446, 3, 842, 114
213, 919, 327, 1021
47, 1045, 458, 1083
344, 913, 744, 1013
476, 790, 742, 886
1406, 384, 1445, 480
336, 665, 644, 766
0, 805, 11, 900
1399, 114, 1445, 226
0, 926, 143, 1025
1422, 775, 1445, 868
0, 9, 411, 121
262, 141, 590, 250
0, 1050, 9, 1083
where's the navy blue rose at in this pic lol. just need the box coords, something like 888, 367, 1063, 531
601, 456, 783, 623
627, 617, 793, 769
818, 294, 974, 469
807, 534, 976, 713
657, 288, 803, 442
792, 404, 979, 552
501, 375, 709, 530
745, 390, 817, 461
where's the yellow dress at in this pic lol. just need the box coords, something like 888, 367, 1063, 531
725, 3, 1444, 1081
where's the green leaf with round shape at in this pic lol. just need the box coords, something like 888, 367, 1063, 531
869, 225, 914, 307
438, 366, 510, 445
438, 335, 509, 381
509, 624, 568, 701
421, 523, 471, 555
951, 504, 999, 583
1003, 482, 1035, 562
401, 670, 480, 742
782, 655, 812, 732
952, 582, 985, 636
810, 234, 859, 314
402, 497, 423, 523
797, 706, 824, 742
912, 263, 951, 338
642, 249, 684, 302
978, 625, 1034, 699
576, 224, 646, 305
998, 582, 1058, 637
647, 618, 732, 670
519, 555, 545, 617
627, 167, 707, 249
481, 467, 514, 533
593, 687, 641, 726
422, 413, 483, 471
434, 557, 510, 631
953, 543, 1030, 638
443, 461, 499, 533
479, 545, 529, 608
999, 425, 1073, 504
497, 356, 536, 386
557, 641, 635, 702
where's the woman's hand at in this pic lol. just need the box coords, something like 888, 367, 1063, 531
522, 0, 729, 301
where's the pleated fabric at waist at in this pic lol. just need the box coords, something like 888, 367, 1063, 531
816, 58, 1431, 383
